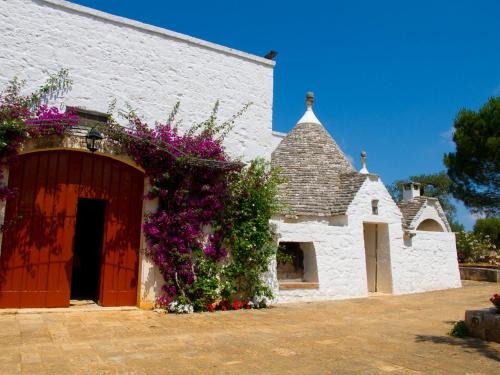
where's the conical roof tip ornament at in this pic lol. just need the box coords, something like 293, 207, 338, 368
359, 150, 369, 174
297, 91, 321, 125
306, 91, 314, 109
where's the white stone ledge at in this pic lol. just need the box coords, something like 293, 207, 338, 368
38, 0, 276, 68
272, 130, 287, 137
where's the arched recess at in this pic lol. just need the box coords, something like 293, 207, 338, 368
0, 150, 144, 308
416, 219, 444, 232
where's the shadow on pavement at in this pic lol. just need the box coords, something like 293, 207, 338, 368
415, 334, 500, 362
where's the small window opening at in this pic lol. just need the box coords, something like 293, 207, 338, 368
372, 199, 379, 215
277, 242, 319, 289
71, 107, 109, 127
66, 107, 109, 138
277, 242, 304, 281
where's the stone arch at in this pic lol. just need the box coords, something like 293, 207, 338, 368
416, 219, 444, 232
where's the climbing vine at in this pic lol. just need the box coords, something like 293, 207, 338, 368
220, 159, 284, 303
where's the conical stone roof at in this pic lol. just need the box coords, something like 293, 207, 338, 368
272, 93, 360, 217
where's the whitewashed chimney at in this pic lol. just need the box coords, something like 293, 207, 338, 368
402, 182, 421, 202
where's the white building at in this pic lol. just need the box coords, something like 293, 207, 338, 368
270, 93, 461, 302
0, 0, 461, 309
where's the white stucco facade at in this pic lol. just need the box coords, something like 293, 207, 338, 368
0, 0, 275, 162
393, 231, 461, 294
271, 174, 461, 303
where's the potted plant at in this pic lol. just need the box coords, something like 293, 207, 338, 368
490, 293, 500, 312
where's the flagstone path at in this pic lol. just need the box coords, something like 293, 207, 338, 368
0, 280, 498, 374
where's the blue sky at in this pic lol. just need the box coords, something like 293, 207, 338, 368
69, 0, 500, 229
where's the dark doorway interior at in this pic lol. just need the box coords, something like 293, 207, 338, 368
277, 242, 304, 281
71, 198, 106, 301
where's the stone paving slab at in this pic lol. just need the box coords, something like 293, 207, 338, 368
0, 281, 499, 374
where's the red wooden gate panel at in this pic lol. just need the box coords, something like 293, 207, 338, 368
0, 150, 143, 308
99, 161, 144, 307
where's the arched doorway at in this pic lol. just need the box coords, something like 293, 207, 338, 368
0, 150, 144, 308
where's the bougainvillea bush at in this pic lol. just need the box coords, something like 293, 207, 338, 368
110, 109, 238, 312
0, 70, 77, 199
107, 112, 283, 313
102, 100, 283, 312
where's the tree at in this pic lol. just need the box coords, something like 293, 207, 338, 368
388, 172, 463, 231
444, 97, 500, 216
473, 217, 500, 248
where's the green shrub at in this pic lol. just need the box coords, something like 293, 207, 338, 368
221, 158, 284, 302
449, 320, 468, 338
456, 231, 497, 263
473, 218, 500, 248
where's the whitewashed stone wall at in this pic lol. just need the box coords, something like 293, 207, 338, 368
352, 177, 461, 295
346, 175, 405, 295
270, 175, 402, 302
392, 232, 461, 294
271, 216, 366, 303
271, 174, 461, 303
412, 202, 450, 232
0, 0, 275, 161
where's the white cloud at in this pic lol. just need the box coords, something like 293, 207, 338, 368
346, 153, 355, 169
469, 212, 485, 221
439, 127, 454, 146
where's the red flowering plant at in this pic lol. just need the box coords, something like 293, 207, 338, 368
490, 294, 500, 310
0, 70, 77, 200
206, 299, 254, 312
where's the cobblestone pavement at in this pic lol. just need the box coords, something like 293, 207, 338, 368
0, 281, 499, 374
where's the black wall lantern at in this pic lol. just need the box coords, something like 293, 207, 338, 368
86, 127, 103, 153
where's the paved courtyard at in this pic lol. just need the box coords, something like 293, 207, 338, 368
0, 281, 498, 374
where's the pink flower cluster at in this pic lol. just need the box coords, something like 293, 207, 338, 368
25, 105, 78, 136
0, 92, 76, 200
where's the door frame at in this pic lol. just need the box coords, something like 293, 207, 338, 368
362, 221, 393, 294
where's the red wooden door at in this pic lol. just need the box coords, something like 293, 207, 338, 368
0, 150, 144, 308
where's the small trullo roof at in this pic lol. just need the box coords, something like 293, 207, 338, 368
272, 92, 367, 217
